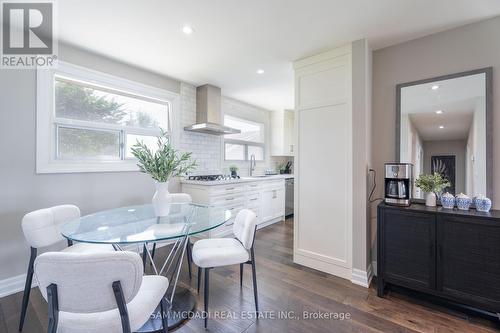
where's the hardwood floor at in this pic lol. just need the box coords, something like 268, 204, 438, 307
1, 218, 499, 333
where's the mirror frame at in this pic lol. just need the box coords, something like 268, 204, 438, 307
396, 67, 493, 201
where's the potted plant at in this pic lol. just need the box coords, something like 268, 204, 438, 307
278, 162, 286, 174
415, 173, 451, 207
229, 165, 238, 177
131, 128, 197, 216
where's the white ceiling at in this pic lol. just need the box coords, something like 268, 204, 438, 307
402, 74, 485, 141
58, 1, 500, 111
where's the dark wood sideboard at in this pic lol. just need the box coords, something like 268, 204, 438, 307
377, 202, 500, 317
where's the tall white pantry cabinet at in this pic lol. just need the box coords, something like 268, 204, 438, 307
293, 44, 354, 280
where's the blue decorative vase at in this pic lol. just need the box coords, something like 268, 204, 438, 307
475, 196, 492, 212
441, 193, 455, 209
455, 193, 472, 211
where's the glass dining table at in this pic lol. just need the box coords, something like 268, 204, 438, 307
60, 203, 232, 332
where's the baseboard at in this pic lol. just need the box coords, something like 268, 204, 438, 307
0, 273, 36, 299
351, 263, 373, 288
257, 216, 284, 229
294, 253, 352, 280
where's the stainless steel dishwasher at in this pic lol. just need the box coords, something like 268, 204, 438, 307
285, 177, 294, 217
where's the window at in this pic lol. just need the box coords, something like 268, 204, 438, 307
223, 115, 265, 161
37, 62, 178, 173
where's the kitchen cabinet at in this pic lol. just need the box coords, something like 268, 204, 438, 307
181, 178, 286, 238
378, 203, 500, 316
270, 109, 295, 156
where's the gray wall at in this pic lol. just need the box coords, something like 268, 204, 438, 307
372, 16, 500, 263
0, 44, 181, 280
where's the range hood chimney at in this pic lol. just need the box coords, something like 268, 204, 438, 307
184, 84, 240, 135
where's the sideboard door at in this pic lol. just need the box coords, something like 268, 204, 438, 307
379, 209, 436, 291
437, 215, 500, 312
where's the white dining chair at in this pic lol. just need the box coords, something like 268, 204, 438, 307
149, 193, 193, 278
34, 251, 169, 333
192, 209, 259, 328
19, 205, 114, 331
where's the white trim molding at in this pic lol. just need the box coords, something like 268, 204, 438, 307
0, 274, 36, 299
36, 61, 180, 174
351, 264, 374, 288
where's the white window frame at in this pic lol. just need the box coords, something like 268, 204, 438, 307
223, 115, 265, 161
36, 61, 179, 173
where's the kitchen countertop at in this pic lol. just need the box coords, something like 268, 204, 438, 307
181, 174, 294, 186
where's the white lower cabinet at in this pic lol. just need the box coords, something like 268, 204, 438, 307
182, 179, 285, 238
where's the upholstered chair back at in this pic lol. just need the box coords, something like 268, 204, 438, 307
34, 251, 144, 313
22, 205, 80, 248
232, 209, 257, 250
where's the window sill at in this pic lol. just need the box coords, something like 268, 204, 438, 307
36, 160, 140, 174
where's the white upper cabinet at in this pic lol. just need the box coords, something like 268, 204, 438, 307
270, 109, 295, 156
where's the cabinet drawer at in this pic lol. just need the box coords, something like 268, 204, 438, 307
246, 182, 261, 191
209, 184, 246, 196
210, 194, 245, 206
247, 193, 261, 206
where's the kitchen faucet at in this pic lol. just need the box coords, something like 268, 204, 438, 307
250, 154, 256, 176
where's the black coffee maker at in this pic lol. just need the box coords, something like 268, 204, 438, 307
384, 163, 413, 206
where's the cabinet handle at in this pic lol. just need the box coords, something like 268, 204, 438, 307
225, 198, 235, 201
250, 198, 258, 201
272, 190, 277, 199
290, 145, 294, 153
225, 187, 235, 191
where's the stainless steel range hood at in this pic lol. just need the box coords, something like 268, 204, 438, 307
184, 84, 240, 135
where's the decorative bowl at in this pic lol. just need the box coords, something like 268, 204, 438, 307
441, 193, 455, 209
456, 193, 472, 211
475, 196, 492, 213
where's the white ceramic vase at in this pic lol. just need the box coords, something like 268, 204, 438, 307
425, 192, 437, 207
152, 181, 171, 216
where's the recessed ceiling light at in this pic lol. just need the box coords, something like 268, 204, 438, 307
256, 69, 265, 74
431, 85, 440, 90
182, 25, 194, 35
435, 110, 443, 114
439, 125, 445, 129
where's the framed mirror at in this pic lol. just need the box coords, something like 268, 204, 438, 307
396, 68, 493, 201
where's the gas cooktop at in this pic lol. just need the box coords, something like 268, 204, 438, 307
187, 174, 240, 181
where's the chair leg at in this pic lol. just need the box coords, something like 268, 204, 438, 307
197, 266, 202, 294
160, 297, 169, 333
19, 247, 37, 331
151, 243, 156, 261
142, 244, 148, 270
250, 247, 259, 312
240, 263, 244, 287
47, 284, 59, 333
204, 268, 210, 329
186, 239, 192, 279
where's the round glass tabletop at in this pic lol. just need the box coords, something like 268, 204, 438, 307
60, 203, 231, 244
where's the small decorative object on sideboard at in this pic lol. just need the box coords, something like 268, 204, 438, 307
455, 193, 472, 211
229, 165, 238, 177
475, 195, 492, 213
415, 173, 451, 207
131, 128, 197, 217
441, 192, 455, 209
